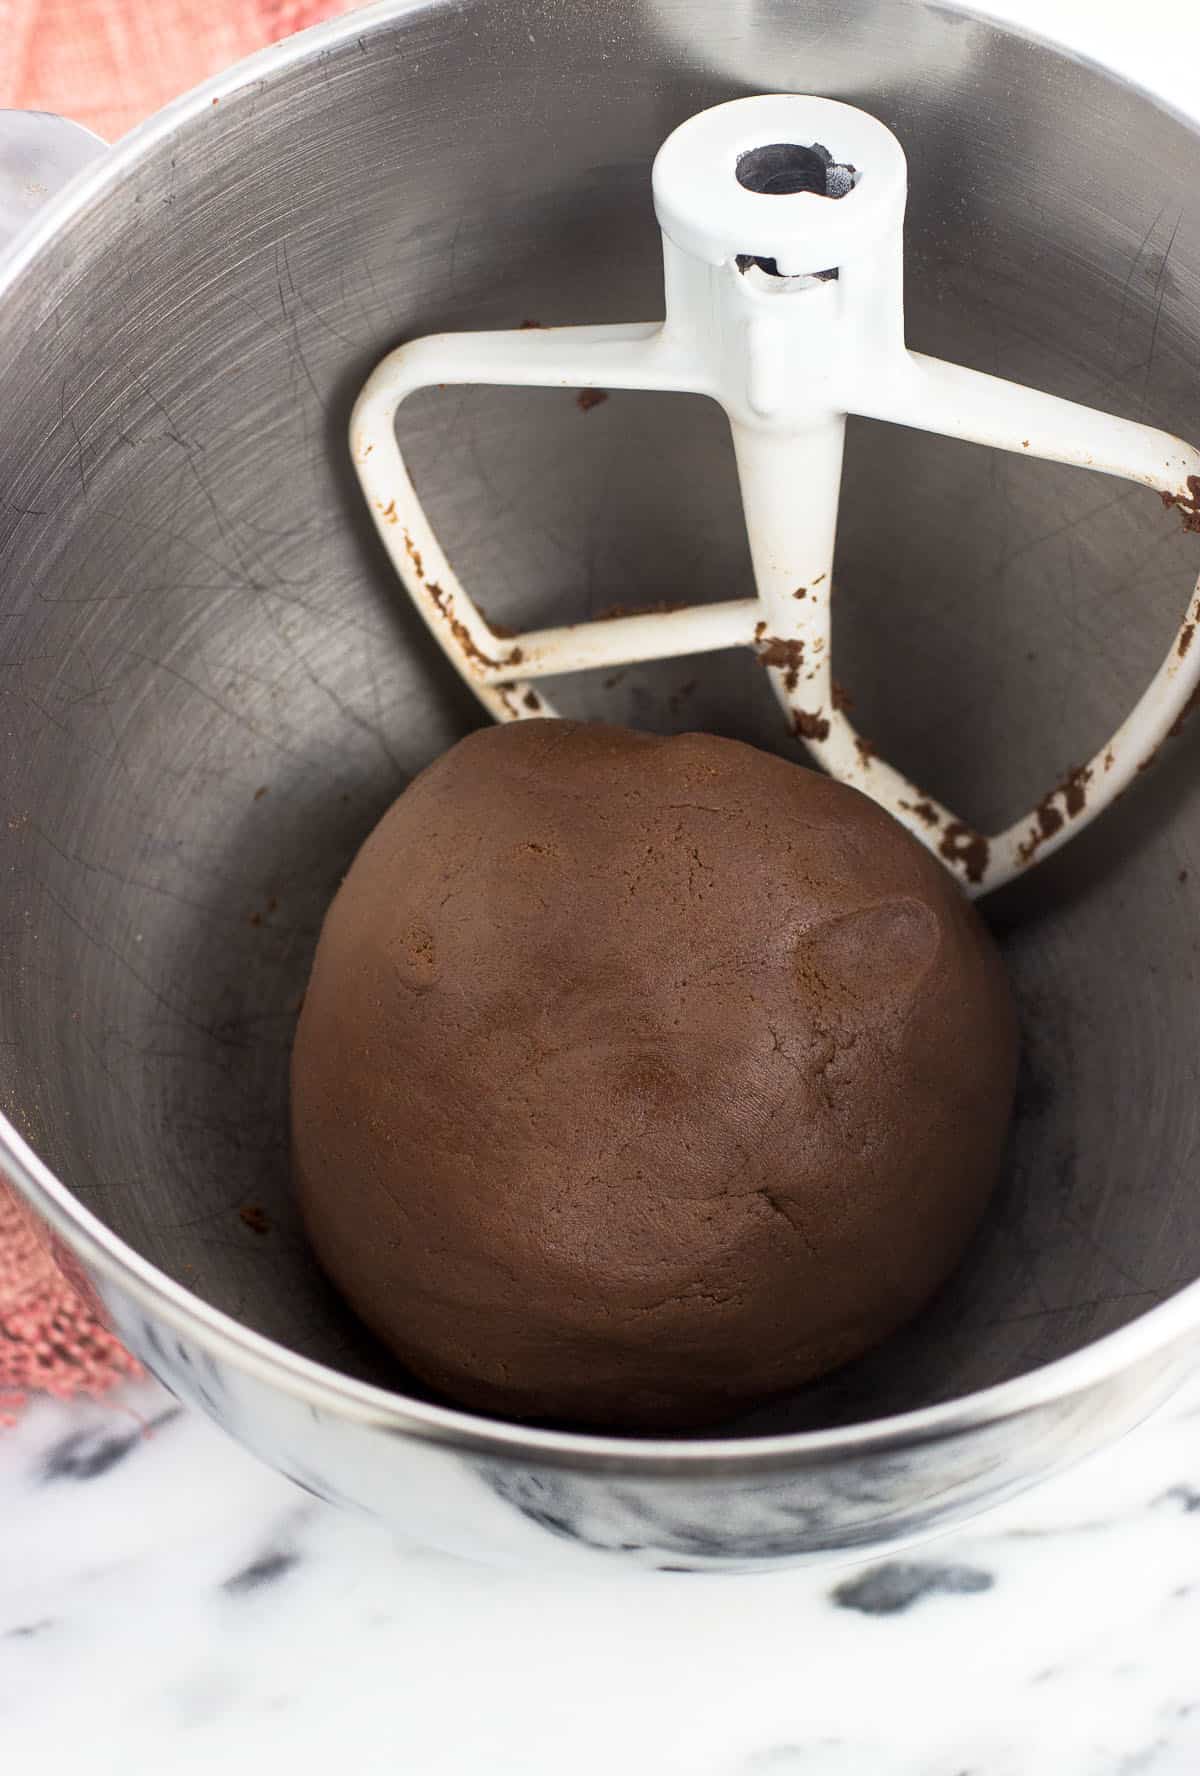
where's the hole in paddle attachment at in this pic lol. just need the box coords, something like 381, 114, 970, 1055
735, 141, 855, 198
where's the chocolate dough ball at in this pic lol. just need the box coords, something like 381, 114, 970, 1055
292, 721, 1017, 1432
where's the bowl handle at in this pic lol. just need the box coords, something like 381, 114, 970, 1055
0, 110, 107, 259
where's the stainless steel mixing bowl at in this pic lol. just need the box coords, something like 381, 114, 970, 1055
3, 0, 1200, 1571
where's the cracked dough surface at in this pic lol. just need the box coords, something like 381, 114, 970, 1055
291, 720, 1017, 1432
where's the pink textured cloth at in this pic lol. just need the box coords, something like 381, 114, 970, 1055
0, 1188, 140, 1425
0, 0, 365, 1420
0, 0, 363, 142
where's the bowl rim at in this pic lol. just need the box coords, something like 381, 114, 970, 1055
2, 0, 1200, 1476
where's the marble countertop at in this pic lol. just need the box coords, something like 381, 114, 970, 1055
2, 1368, 1200, 1773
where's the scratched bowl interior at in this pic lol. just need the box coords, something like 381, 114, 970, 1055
3, 0, 1200, 1436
